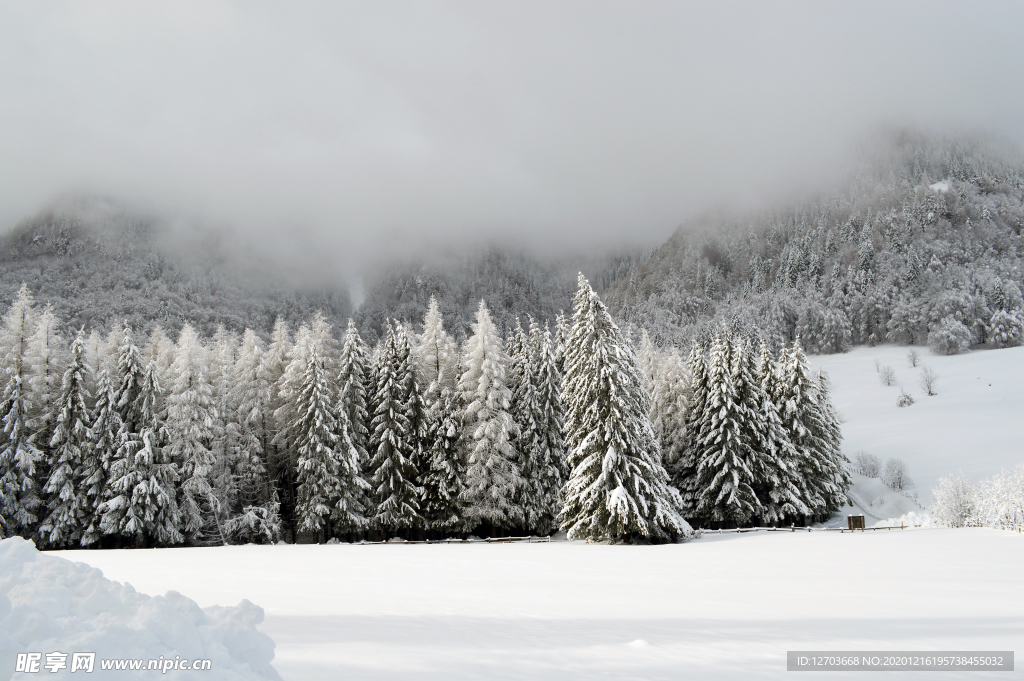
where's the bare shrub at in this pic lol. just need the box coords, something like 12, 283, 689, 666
920, 366, 938, 396
879, 365, 896, 386
854, 451, 881, 478
883, 458, 914, 492
907, 349, 920, 367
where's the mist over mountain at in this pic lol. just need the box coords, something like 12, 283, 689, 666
0, 197, 352, 338
605, 132, 1024, 353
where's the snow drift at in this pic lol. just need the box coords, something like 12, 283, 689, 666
0, 537, 280, 680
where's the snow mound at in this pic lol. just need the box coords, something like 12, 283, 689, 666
871, 510, 933, 528
0, 538, 280, 680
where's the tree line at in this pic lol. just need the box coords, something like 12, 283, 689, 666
0, 276, 848, 546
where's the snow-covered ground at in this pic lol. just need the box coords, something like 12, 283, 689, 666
56, 530, 1024, 680
1, 538, 279, 680
811, 344, 1024, 503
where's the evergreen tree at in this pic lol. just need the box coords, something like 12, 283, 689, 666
102, 323, 180, 546
560, 275, 690, 542
225, 329, 281, 544
415, 297, 458, 399
459, 301, 522, 533
672, 343, 707, 517
272, 323, 313, 538
165, 324, 219, 542
368, 324, 422, 532
26, 304, 66, 483
294, 348, 367, 541
394, 322, 428, 508
649, 349, 689, 481
808, 369, 851, 514
526, 320, 566, 535
418, 383, 466, 533
778, 338, 850, 518
693, 326, 760, 526
752, 342, 807, 523
38, 330, 92, 547
0, 374, 41, 537
80, 369, 120, 546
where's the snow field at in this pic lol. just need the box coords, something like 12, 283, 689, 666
58, 528, 1024, 680
1, 538, 280, 680
811, 344, 1024, 501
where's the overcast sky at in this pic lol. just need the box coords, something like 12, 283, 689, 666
2, 1, 1023, 280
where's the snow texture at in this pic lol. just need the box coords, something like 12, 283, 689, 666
56, 529, 1024, 681
0, 537, 280, 680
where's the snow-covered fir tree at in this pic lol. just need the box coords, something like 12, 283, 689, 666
0, 373, 41, 538
394, 322, 428, 515
165, 323, 220, 542
368, 324, 422, 533
294, 347, 367, 541
692, 325, 760, 526
38, 330, 92, 547
671, 343, 707, 516
459, 301, 522, 533
649, 348, 689, 484
224, 328, 281, 544
525, 320, 566, 535
751, 342, 807, 524
80, 369, 120, 546
777, 338, 850, 518
26, 304, 65, 477
560, 275, 691, 542
415, 297, 458, 399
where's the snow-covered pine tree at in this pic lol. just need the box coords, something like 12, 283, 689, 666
671, 343, 707, 517
272, 323, 313, 538
693, 325, 760, 527
752, 342, 807, 524
165, 323, 220, 542
368, 324, 422, 534
394, 323, 428, 499
26, 304, 66, 484
336, 320, 372, 525
0, 284, 40, 537
777, 337, 850, 519
507, 320, 537, 531
418, 382, 466, 534
100, 359, 181, 547
560, 275, 691, 542
552, 311, 568, 376
38, 330, 92, 547
80, 369, 120, 546
310, 311, 341, 377
808, 369, 851, 515
415, 297, 458, 400
0, 373, 41, 538
224, 328, 281, 544
208, 326, 241, 539
143, 325, 176, 388
459, 301, 522, 534
294, 347, 367, 541
0, 284, 37, 378
649, 348, 689, 484
526, 320, 566, 535
637, 328, 657, 397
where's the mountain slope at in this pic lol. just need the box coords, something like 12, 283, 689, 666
605, 133, 1024, 352
0, 198, 352, 337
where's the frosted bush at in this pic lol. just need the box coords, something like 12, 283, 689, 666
977, 465, 1024, 530
882, 458, 913, 492
931, 473, 978, 527
928, 316, 971, 355
987, 309, 1023, 348
896, 390, 914, 407
854, 451, 881, 478
879, 365, 896, 386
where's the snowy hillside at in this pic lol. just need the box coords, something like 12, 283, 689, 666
58, 529, 1024, 680
811, 345, 1024, 503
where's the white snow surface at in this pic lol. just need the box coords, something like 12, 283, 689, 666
810, 345, 1024, 503
0, 538, 280, 680
929, 180, 950, 192
58, 530, 1024, 680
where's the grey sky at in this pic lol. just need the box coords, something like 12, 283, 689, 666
2, 1, 1022, 280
